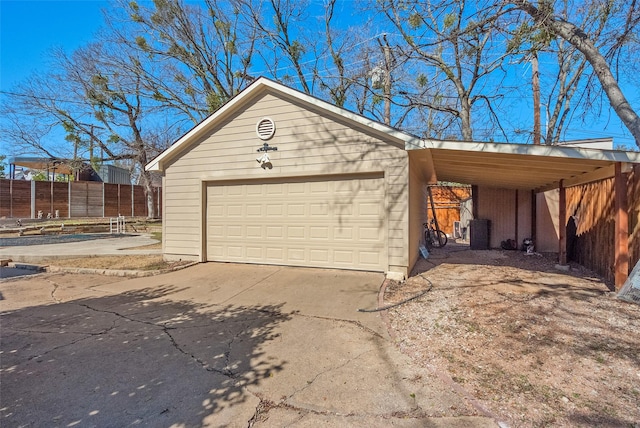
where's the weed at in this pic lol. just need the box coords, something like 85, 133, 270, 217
515, 374, 534, 393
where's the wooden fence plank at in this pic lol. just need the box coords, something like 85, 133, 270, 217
566, 168, 638, 286
0, 179, 161, 220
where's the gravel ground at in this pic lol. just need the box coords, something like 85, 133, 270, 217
384, 244, 640, 427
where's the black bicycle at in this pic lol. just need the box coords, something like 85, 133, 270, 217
424, 219, 448, 248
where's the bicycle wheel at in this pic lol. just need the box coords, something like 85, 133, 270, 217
424, 230, 432, 249
432, 230, 448, 248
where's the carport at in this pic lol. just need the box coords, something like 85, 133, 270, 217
407, 139, 640, 289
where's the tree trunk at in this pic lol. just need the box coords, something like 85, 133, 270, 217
139, 169, 156, 219
460, 96, 473, 141
514, 1, 640, 149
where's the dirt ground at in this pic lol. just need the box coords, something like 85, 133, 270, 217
385, 244, 640, 427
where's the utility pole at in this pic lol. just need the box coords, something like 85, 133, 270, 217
532, 52, 541, 145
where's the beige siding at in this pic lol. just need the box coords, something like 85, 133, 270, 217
408, 157, 429, 273
163, 89, 409, 273
477, 187, 537, 249
477, 187, 517, 248
517, 190, 533, 244
536, 190, 560, 253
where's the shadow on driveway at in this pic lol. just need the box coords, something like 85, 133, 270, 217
1, 285, 290, 426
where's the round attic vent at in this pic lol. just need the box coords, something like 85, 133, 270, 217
256, 117, 276, 140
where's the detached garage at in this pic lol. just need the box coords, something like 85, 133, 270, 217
147, 77, 640, 283
146, 77, 426, 278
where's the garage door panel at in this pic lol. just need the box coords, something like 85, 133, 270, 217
310, 181, 329, 193
287, 226, 306, 239
334, 227, 353, 240
206, 175, 386, 271
287, 248, 305, 261
246, 226, 262, 238
266, 247, 284, 261
266, 226, 284, 238
359, 251, 381, 266
208, 245, 224, 257
310, 249, 330, 263
228, 246, 243, 257
310, 203, 328, 216
246, 204, 262, 216
358, 202, 381, 216
267, 183, 285, 194
310, 226, 329, 239
227, 186, 244, 196
228, 204, 243, 216
334, 251, 353, 264
287, 204, 306, 216
358, 227, 380, 241
288, 182, 305, 193
246, 186, 262, 195
209, 204, 224, 216
227, 225, 243, 238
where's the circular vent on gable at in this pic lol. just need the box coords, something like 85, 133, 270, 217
256, 117, 276, 140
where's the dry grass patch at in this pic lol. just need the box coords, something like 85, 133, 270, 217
386, 246, 640, 427
41, 255, 189, 271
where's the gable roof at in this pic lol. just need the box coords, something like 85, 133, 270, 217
146, 77, 640, 192
145, 77, 421, 172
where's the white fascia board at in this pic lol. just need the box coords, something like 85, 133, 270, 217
409, 139, 640, 163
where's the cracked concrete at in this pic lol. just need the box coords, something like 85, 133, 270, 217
1, 262, 499, 427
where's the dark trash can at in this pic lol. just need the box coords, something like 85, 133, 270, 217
470, 219, 490, 250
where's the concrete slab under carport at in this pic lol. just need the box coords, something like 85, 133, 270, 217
0, 263, 501, 427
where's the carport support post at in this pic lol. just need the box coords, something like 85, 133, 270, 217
614, 162, 629, 290
471, 185, 479, 218
558, 180, 567, 265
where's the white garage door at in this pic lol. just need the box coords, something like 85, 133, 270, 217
206, 175, 386, 271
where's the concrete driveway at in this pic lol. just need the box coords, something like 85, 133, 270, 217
1, 263, 498, 427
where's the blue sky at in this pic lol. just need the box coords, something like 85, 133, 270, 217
1, 0, 108, 91
0, 0, 636, 152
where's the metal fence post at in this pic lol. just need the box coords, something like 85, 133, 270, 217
31, 181, 35, 219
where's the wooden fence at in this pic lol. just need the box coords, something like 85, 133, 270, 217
566, 165, 639, 284
430, 186, 472, 235
0, 179, 162, 219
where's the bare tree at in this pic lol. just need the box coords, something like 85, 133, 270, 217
1, 42, 174, 218
377, 0, 511, 141
509, 0, 640, 148
64, 43, 175, 217
238, 0, 314, 92
112, 0, 257, 124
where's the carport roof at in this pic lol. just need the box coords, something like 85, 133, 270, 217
8, 156, 75, 175
409, 139, 640, 191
